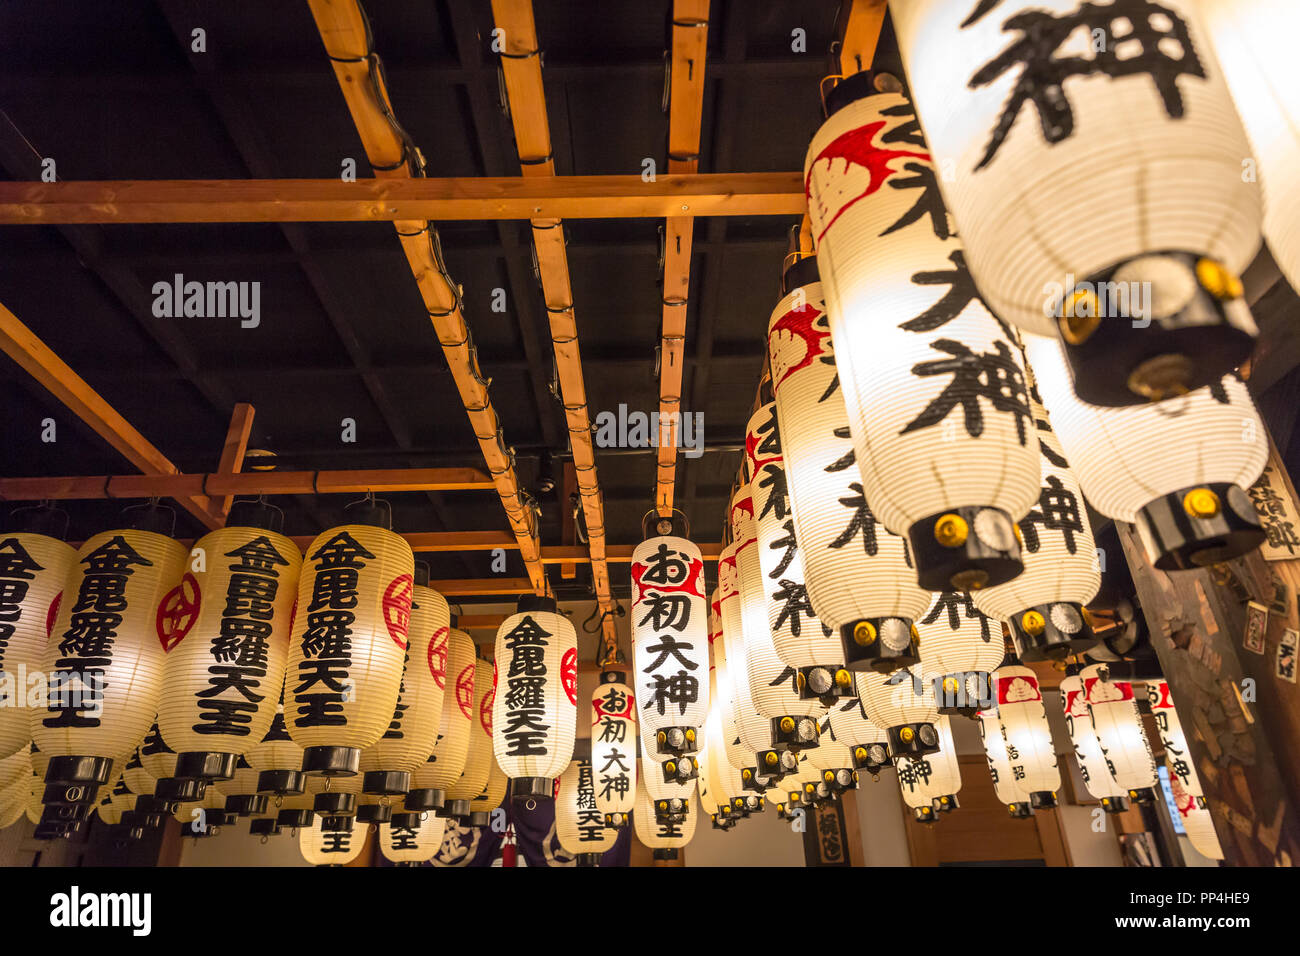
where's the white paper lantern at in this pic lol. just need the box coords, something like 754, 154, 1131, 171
286, 523, 414, 775
895, 715, 962, 822
916, 590, 1004, 714
379, 810, 446, 864
245, 701, 305, 798
825, 684, 892, 776
807, 714, 856, 795
0, 531, 76, 760
857, 662, 941, 759
1082, 664, 1159, 801
767, 261, 930, 670
1146, 678, 1224, 859
468, 754, 508, 827
300, 812, 366, 865
973, 397, 1101, 659
631, 532, 708, 756
1028, 335, 1268, 570
590, 672, 636, 827
633, 776, 696, 859
407, 627, 475, 812
977, 708, 1033, 817
491, 597, 577, 798
1059, 676, 1128, 813
444, 651, 495, 818
805, 87, 1040, 590
893, 0, 1262, 404
992, 665, 1061, 807
555, 756, 616, 865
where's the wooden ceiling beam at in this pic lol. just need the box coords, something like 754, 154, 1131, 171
838, 0, 889, 77
0, 173, 805, 225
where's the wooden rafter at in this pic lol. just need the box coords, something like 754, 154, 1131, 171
490, 0, 617, 644
213, 402, 255, 520
838, 0, 889, 77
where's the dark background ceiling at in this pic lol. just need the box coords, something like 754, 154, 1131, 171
1, 1, 1297, 603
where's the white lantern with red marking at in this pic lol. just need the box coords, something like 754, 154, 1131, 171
406, 627, 475, 813
1082, 664, 1159, 803
895, 715, 962, 822
977, 708, 1033, 817
892, 0, 1262, 405
992, 665, 1061, 808
443, 650, 495, 819
916, 590, 1004, 716
491, 596, 577, 801
285, 514, 414, 779
804, 84, 1040, 592
634, 776, 696, 861
1146, 678, 1224, 860
631, 525, 708, 761
767, 258, 931, 672
556, 755, 616, 866
1059, 676, 1129, 815
590, 672, 636, 826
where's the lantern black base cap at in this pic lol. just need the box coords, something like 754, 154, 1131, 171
934, 671, 994, 716
468, 811, 491, 828
771, 713, 821, 750
1055, 251, 1255, 407
652, 848, 680, 861
122, 809, 166, 829
603, 812, 629, 828
301, 746, 360, 776
155, 776, 206, 802
1136, 483, 1265, 571
912, 805, 937, 824
887, 722, 940, 757
249, 818, 282, 837
313, 792, 356, 815
642, 512, 689, 539
256, 769, 304, 796
41, 782, 98, 807
1099, 795, 1131, 814
444, 799, 472, 820
1006, 802, 1034, 819
33, 822, 76, 840
653, 725, 699, 755
840, 618, 919, 673
1128, 787, 1157, 805
908, 506, 1024, 592
210, 810, 237, 828
740, 766, 769, 793
1008, 603, 1096, 662
931, 794, 960, 813
660, 756, 698, 784
356, 802, 393, 824
174, 750, 237, 782
781, 254, 820, 296
516, 595, 558, 615
824, 69, 885, 117
575, 852, 602, 867
276, 808, 316, 828
362, 770, 411, 795
226, 794, 269, 817
134, 794, 176, 815
850, 743, 890, 775
389, 811, 421, 829
403, 788, 445, 812
510, 777, 553, 800
320, 814, 355, 833
40, 802, 90, 824
1029, 790, 1058, 810
44, 755, 113, 787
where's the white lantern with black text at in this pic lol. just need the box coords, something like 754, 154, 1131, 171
826, 684, 892, 777
977, 708, 1032, 817
407, 627, 475, 812
1059, 676, 1130, 814
916, 591, 1004, 716
895, 715, 962, 822
1082, 664, 1159, 803
857, 663, 941, 759
993, 665, 1061, 808
379, 810, 446, 865
590, 672, 636, 827
557, 757, 616, 866
300, 812, 365, 865
443, 650, 495, 819
634, 776, 696, 861
1146, 678, 1224, 860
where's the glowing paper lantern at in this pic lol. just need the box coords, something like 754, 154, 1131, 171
379, 811, 446, 864
443, 651, 494, 818
358, 576, 449, 798
0, 527, 76, 759
715, 557, 783, 784
300, 813, 366, 865
915, 591, 1004, 715
977, 708, 1032, 817
857, 662, 940, 758
1146, 678, 1224, 860
631, 522, 709, 758
34, 523, 187, 803
556, 756, 616, 865
590, 672, 636, 826
245, 702, 306, 798
992, 665, 1060, 808
892, 0, 1262, 405
895, 716, 962, 822
807, 715, 856, 796
156, 512, 302, 783
1028, 336, 1268, 570
826, 686, 892, 776
491, 596, 578, 799
633, 777, 696, 860
1059, 676, 1130, 814
973, 397, 1100, 659
1082, 664, 1158, 803
467, 755, 507, 828
767, 257, 930, 670
805, 86, 1039, 590
286, 518, 414, 776
406, 627, 474, 812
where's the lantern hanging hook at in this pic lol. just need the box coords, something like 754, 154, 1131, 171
525, 798, 537, 811
260, 835, 269, 846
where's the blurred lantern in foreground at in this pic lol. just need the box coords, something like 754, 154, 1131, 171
35, 510, 187, 826
858, 663, 940, 758
805, 83, 1039, 590
406, 627, 474, 812
892, 0, 1262, 405
556, 756, 616, 866
768, 256, 929, 671
1200, 0, 1300, 294
379, 811, 446, 865
590, 671, 636, 826
300, 813, 365, 865
1060, 676, 1129, 814
992, 665, 1060, 809
491, 596, 577, 800
358, 569, 448, 800
1027, 336, 1268, 571
895, 716, 962, 823
826, 686, 892, 776
631, 515, 708, 759
1146, 679, 1224, 860
443, 650, 494, 819
977, 709, 1032, 818
1082, 664, 1158, 804
973, 394, 1100, 660
634, 777, 696, 861
286, 504, 414, 776
0, 509, 77, 760
468, 755, 507, 828
157, 501, 302, 784
916, 591, 1003, 716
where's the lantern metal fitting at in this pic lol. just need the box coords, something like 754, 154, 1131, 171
654, 725, 699, 756
313, 792, 356, 817
443, 799, 472, 820
660, 756, 698, 784
1006, 802, 1033, 820
1008, 603, 1096, 662
575, 852, 602, 867
173, 751, 237, 783
796, 666, 855, 706
850, 741, 891, 775
301, 745, 361, 777
931, 793, 960, 815
404, 787, 446, 812
912, 804, 937, 824
225, 794, 269, 817
772, 714, 821, 750
652, 848, 680, 861
910, 506, 1024, 592
1029, 790, 1058, 810
840, 617, 920, 674
604, 811, 629, 828
320, 814, 355, 833
819, 766, 856, 795
1136, 482, 1265, 571
510, 776, 554, 802
256, 769, 305, 796
154, 776, 205, 803
277, 807, 316, 829
1097, 794, 1131, 815
249, 818, 282, 837
887, 721, 940, 758
653, 797, 687, 825
357, 802, 393, 824
1127, 787, 1157, 805
44, 755, 113, 789
933, 672, 994, 718
122, 808, 166, 830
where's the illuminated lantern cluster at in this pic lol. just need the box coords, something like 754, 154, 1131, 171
805, 84, 1040, 591
1146, 679, 1225, 860
407, 626, 475, 812
1059, 676, 1130, 815
895, 715, 962, 823
992, 665, 1060, 809
767, 256, 930, 671
977, 708, 1032, 818
893, 0, 1262, 405
1082, 664, 1159, 804
556, 756, 616, 866
915, 591, 1004, 716
590, 672, 636, 826
444, 650, 494, 819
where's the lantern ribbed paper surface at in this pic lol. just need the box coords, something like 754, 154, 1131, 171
993, 665, 1060, 800
827, 686, 891, 767
491, 601, 577, 787
915, 591, 1003, 701
891, 0, 1262, 336
446, 653, 495, 807
895, 715, 961, 813
285, 525, 414, 767
411, 629, 475, 793
300, 814, 365, 865
716, 543, 774, 768
0, 533, 76, 759
767, 271, 931, 640
156, 527, 301, 765
245, 704, 303, 785
34, 529, 187, 777
977, 709, 1030, 809
633, 777, 696, 851
805, 89, 1040, 588
591, 675, 636, 824
1082, 664, 1158, 796
744, 402, 840, 669
1059, 676, 1124, 803
0, 747, 31, 793
469, 755, 507, 819
359, 584, 449, 779
556, 756, 616, 860
859, 664, 938, 735
1200, 0, 1300, 293
807, 716, 852, 774
379, 812, 446, 864
1147, 678, 1224, 859
631, 535, 709, 745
